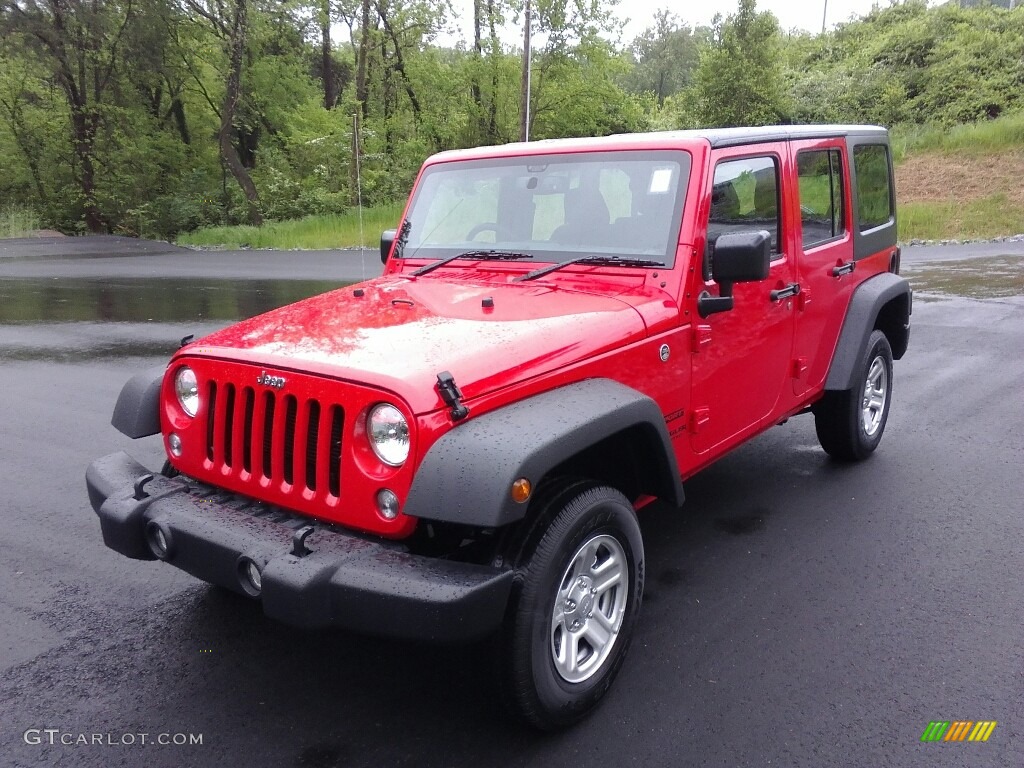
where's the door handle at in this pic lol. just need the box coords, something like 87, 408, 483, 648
770, 282, 800, 302
831, 261, 855, 277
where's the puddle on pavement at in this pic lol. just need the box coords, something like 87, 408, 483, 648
0, 277, 346, 324
904, 255, 1024, 299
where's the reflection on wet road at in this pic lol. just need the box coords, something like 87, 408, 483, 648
0, 278, 348, 362
0, 278, 345, 324
903, 254, 1024, 300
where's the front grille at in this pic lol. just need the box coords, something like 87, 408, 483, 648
204, 381, 344, 497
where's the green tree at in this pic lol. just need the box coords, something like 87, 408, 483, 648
625, 10, 704, 106
695, 0, 786, 127
1, 0, 140, 231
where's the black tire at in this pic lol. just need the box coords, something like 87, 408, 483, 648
499, 481, 644, 730
814, 329, 894, 461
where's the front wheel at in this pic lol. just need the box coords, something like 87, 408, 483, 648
814, 329, 894, 461
499, 482, 644, 730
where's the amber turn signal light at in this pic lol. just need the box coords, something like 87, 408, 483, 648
511, 478, 532, 504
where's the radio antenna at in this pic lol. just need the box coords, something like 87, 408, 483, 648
354, 112, 366, 280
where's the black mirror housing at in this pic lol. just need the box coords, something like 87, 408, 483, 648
711, 230, 771, 284
380, 229, 397, 264
699, 230, 772, 318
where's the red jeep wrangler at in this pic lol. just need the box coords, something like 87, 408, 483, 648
88, 125, 910, 729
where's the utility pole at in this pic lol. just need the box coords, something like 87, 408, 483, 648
821, 0, 828, 34
519, 0, 532, 142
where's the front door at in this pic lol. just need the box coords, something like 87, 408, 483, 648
689, 147, 796, 455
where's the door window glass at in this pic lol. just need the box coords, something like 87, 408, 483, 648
708, 156, 781, 254
797, 149, 846, 248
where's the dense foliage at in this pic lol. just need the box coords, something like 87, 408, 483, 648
0, 0, 1022, 237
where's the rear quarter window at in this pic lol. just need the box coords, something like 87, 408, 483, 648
853, 145, 894, 232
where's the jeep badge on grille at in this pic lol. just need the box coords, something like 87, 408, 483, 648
256, 371, 286, 389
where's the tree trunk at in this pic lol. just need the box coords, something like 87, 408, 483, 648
168, 97, 191, 144
71, 106, 104, 232
321, 0, 337, 109
376, 3, 421, 118
471, 0, 483, 139
220, 0, 262, 225
519, 0, 531, 142
486, 0, 499, 142
355, 0, 371, 118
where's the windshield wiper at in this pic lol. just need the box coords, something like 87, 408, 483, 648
514, 255, 665, 282
411, 250, 534, 277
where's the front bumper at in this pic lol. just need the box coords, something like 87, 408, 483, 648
86, 452, 513, 642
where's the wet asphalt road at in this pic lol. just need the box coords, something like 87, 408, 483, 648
1, 236, 1023, 767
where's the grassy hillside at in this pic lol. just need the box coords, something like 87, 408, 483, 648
894, 112, 1024, 240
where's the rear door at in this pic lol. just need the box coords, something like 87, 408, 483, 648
688, 145, 797, 455
789, 139, 856, 397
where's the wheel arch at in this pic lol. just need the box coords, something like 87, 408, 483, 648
404, 379, 684, 529
825, 272, 911, 392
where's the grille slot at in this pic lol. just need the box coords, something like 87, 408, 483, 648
328, 406, 344, 498
200, 375, 343, 499
242, 388, 255, 473
262, 392, 275, 479
205, 381, 217, 461
223, 385, 236, 467
282, 395, 298, 486
305, 401, 320, 492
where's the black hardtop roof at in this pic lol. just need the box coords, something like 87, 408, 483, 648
625, 124, 889, 148
428, 125, 889, 164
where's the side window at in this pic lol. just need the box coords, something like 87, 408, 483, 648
853, 144, 893, 232
707, 156, 781, 259
797, 149, 846, 248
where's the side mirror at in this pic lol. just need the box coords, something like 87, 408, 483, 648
380, 229, 397, 264
698, 230, 772, 318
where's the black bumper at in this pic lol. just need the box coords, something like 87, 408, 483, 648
86, 452, 514, 642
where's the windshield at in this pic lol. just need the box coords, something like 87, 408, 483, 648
402, 150, 691, 268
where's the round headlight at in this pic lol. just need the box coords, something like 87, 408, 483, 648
174, 366, 199, 417
367, 403, 410, 467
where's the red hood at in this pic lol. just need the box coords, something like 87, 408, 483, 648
182, 275, 652, 414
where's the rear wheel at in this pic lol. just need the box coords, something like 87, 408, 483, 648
814, 329, 893, 461
499, 481, 644, 730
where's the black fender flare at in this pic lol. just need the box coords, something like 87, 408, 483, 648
111, 366, 166, 438
825, 272, 912, 392
404, 378, 684, 528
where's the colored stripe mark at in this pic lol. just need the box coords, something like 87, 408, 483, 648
921, 722, 949, 742
944, 721, 972, 741
969, 721, 997, 742
921, 720, 996, 742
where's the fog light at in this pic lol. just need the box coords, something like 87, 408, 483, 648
168, 433, 182, 457
238, 558, 262, 596
376, 489, 401, 520
145, 521, 173, 560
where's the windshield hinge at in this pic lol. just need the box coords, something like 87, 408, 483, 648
436, 371, 469, 422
